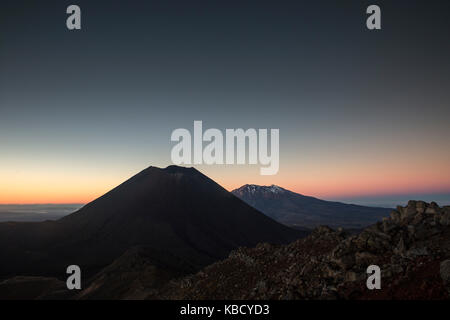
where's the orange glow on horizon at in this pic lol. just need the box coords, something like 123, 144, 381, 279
1, 162, 449, 204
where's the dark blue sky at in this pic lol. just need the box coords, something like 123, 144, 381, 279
1, 0, 449, 204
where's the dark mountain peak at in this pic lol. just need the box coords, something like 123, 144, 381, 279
13, 164, 302, 278
0, 164, 301, 280
61, 165, 227, 225
163, 165, 197, 173
127, 165, 202, 183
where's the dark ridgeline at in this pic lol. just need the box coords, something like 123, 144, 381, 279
0, 166, 301, 281
232, 184, 391, 229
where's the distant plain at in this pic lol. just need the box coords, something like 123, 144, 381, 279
0, 204, 83, 222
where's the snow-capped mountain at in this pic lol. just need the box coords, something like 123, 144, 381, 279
234, 184, 286, 196
232, 184, 391, 229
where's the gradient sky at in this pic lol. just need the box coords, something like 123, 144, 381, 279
1, 0, 450, 204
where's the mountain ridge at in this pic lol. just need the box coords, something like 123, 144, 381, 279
232, 184, 391, 229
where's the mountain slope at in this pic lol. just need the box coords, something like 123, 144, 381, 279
232, 184, 391, 229
158, 201, 450, 300
0, 166, 301, 280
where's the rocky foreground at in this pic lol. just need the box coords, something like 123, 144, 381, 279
155, 201, 450, 299
1, 201, 449, 300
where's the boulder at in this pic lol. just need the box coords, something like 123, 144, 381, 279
402, 205, 417, 220
439, 212, 450, 226
412, 213, 424, 225
345, 272, 357, 282
440, 260, 450, 284
406, 247, 429, 258
383, 218, 396, 233
407, 200, 417, 207
416, 201, 427, 214
335, 254, 355, 270
314, 225, 335, 235
414, 224, 430, 240
355, 252, 377, 267
390, 210, 401, 223
394, 237, 406, 255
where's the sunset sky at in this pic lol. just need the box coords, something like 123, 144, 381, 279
1, 0, 450, 205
